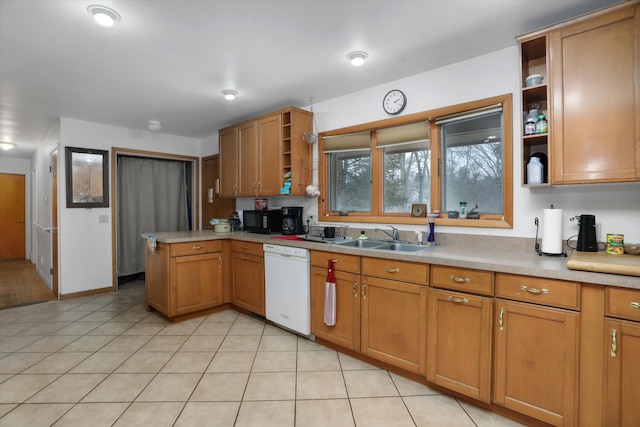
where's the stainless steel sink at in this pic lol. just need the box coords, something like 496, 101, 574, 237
334, 240, 387, 249
372, 243, 434, 252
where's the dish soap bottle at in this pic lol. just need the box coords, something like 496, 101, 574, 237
359, 230, 368, 240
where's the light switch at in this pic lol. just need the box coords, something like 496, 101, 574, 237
99, 215, 108, 224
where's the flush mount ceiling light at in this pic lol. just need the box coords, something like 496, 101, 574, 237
221, 89, 238, 100
87, 5, 121, 27
347, 51, 368, 66
0, 142, 15, 151
147, 120, 162, 132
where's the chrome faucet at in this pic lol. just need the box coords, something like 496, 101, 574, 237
375, 225, 400, 241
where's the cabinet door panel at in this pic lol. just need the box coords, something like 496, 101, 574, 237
258, 114, 282, 196
171, 253, 222, 316
231, 252, 265, 315
361, 276, 427, 374
238, 120, 259, 197
310, 267, 360, 351
551, 7, 638, 183
494, 299, 578, 426
219, 127, 238, 197
427, 289, 492, 402
603, 319, 640, 427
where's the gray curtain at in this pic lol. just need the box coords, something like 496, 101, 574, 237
117, 156, 189, 277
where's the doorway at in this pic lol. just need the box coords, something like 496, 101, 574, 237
0, 173, 26, 260
111, 148, 199, 290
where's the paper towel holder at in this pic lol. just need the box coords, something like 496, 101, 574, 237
534, 206, 567, 257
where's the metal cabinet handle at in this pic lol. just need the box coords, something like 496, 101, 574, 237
630, 301, 640, 309
242, 255, 249, 260
353, 282, 358, 298
233, 184, 237, 194
257, 182, 261, 193
192, 246, 203, 250
218, 257, 223, 267
449, 275, 470, 283
499, 307, 504, 331
362, 283, 366, 300
520, 285, 549, 294
447, 295, 469, 303
611, 329, 617, 358
331, 259, 340, 263
243, 245, 249, 249
384, 267, 400, 273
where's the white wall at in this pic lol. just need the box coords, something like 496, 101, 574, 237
0, 155, 32, 263
279, 46, 640, 243
57, 117, 202, 295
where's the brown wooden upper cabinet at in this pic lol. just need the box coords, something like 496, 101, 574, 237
219, 107, 313, 197
519, 2, 639, 186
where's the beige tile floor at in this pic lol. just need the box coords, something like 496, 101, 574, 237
0, 281, 524, 427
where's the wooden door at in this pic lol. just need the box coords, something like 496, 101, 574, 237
310, 266, 361, 352
202, 155, 235, 227
258, 113, 282, 196
361, 276, 427, 374
231, 252, 265, 315
219, 126, 238, 198
237, 120, 259, 197
171, 252, 223, 316
494, 299, 579, 427
427, 288, 493, 402
0, 173, 26, 260
550, 5, 639, 183
603, 318, 640, 427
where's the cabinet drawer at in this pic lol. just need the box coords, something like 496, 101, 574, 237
431, 265, 494, 296
311, 250, 360, 273
169, 240, 222, 257
606, 287, 640, 322
496, 273, 580, 310
362, 257, 428, 284
231, 240, 264, 257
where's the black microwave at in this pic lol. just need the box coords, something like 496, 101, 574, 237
243, 209, 283, 234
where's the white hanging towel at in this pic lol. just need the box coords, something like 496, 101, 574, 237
324, 259, 336, 326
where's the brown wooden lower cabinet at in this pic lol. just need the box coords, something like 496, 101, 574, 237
602, 283, 640, 427
493, 299, 579, 427
361, 275, 427, 374
146, 240, 223, 319
603, 319, 640, 427
230, 241, 265, 315
310, 266, 361, 352
426, 288, 493, 402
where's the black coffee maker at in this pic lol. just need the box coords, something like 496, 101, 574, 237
281, 207, 304, 235
577, 214, 598, 252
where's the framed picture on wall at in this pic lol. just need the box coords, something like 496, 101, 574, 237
65, 146, 109, 208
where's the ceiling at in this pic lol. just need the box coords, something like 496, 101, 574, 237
0, 0, 621, 159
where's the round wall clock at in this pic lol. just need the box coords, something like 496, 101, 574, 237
383, 89, 407, 115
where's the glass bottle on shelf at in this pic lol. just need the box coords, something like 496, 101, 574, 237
535, 114, 548, 134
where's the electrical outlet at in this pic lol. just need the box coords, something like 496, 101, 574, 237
307, 215, 314, 223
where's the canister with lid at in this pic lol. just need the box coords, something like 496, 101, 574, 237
527, 156, 544, 184
459, 202, 467, 219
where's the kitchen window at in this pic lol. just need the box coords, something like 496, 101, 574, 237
318, 94, 512, 228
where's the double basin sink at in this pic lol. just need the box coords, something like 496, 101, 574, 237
333, 239, 436, 253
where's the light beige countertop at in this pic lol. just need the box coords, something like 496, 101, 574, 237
143, 230, 640, 290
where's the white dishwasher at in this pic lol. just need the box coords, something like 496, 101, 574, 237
263, 243, 311, 335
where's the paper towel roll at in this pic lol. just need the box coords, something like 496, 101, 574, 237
541, 208, 563, 254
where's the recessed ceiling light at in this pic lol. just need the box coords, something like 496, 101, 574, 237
347, 51, 368, 67
221, 89, 238, 101
0, 142, 15, 151
87, 5, 121, 27
147, 120, 162, 132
